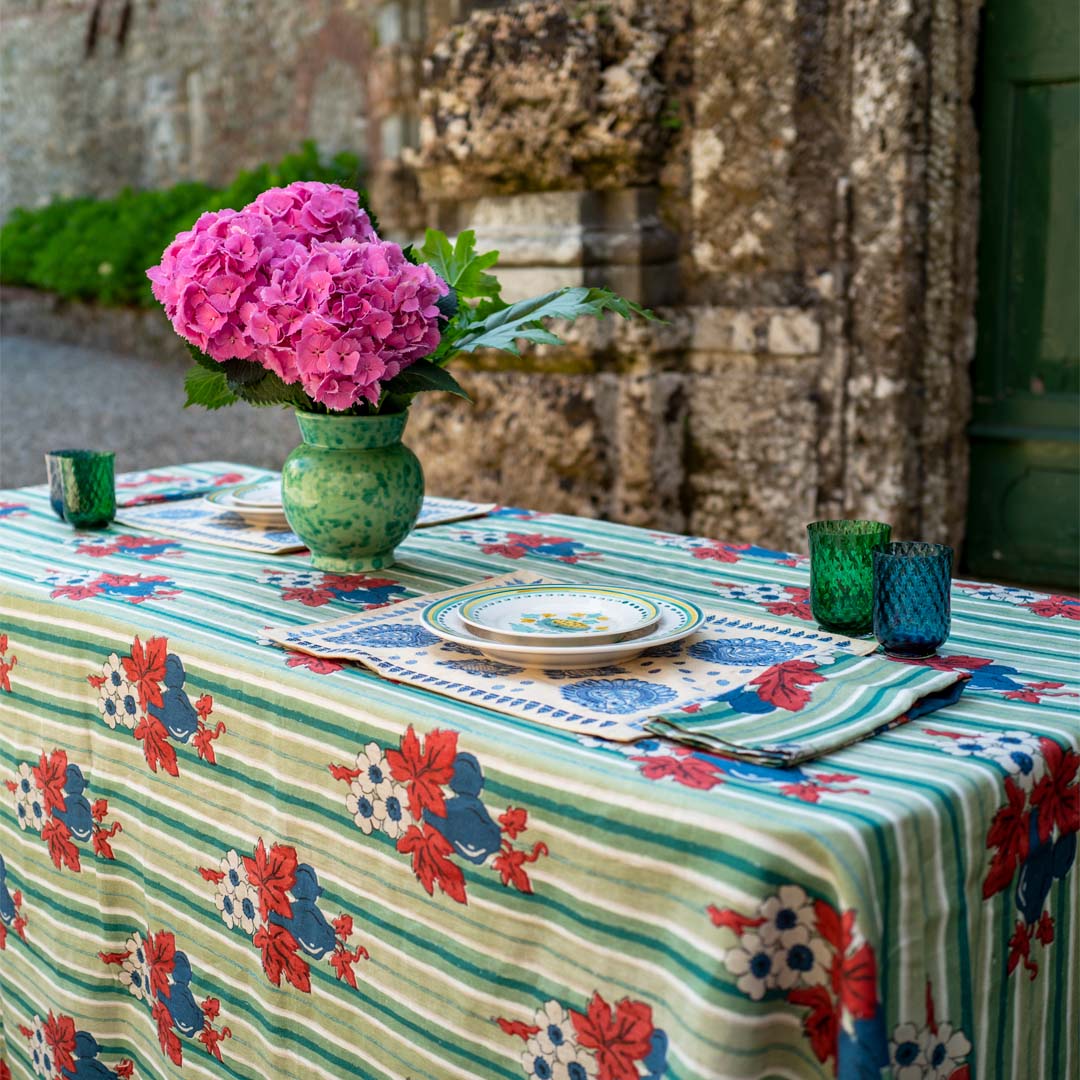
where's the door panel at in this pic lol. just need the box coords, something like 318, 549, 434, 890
966, 0, 1080, 588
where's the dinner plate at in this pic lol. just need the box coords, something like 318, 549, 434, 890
458, 585, 662, 646
421, 586, 704, 668
230, 479, 283, 508
204, 488, 290, 528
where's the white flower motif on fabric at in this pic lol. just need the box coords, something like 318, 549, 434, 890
772, 925, 831, 990
889, 1022, 927, 1080
938, 729, 1048, 790
214, 849, 263, 935
353, 742, 393, 795
371, 781, 410, 840
521, 1037, 558, 1080
719, 583, 789, 605
12, 762, 43, 833
532, 1001, 580, 1059
97, 681, 122, 729
346, 782, 379, 835
921, 1022, 972, 1079
724, 931, 779, 1000
981, 732, 1046, 790
964, 585, 1042, 605
27, 1014, 52, 1079
552, 1045, 598, 1080
758, 884, 816, 947
114, 681, 141, 730
118, 932, 154, 1004
938, 732, 1005, 758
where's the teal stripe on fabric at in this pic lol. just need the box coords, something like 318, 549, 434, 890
3, 463, 1078, 1080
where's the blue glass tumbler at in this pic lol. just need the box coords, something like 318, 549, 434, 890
872, 542, 953, 658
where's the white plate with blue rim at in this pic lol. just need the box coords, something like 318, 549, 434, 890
422, 585, 704, 668
458, 584, 662, 646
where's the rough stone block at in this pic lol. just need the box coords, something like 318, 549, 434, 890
685, 359, 820, 551
409, 370, 616, 518
767, 311, 822, 356
449, 188, 680, 305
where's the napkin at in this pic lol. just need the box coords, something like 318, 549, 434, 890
264, 573, 966, 764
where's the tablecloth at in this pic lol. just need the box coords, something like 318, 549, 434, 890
0, 463, 1077, 1080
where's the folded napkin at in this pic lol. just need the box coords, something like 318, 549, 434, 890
114, 463, 274, 506
115, 499, 306, 554
264, 573, 967, 764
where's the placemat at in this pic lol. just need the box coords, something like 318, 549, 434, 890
263, 573, 964, 761
114, 481, 497, 554
115, 499, 307, 553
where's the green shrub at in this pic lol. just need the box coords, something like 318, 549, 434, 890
0, 141, 366, 307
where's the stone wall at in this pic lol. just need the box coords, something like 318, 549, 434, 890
0, 0, 982, 554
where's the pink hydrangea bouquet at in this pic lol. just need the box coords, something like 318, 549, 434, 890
148, 181, 654, 415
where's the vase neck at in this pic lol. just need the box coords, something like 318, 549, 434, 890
294, 410, 408, 449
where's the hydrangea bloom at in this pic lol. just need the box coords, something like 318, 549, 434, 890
252, 238, 445, 410
146, 182, 446, 410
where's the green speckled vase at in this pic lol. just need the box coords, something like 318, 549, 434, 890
281, 410, 424, 572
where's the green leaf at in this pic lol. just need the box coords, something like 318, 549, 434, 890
382, 358, 471, 400
447, 286, 661, 357
237, 371, 313, 409
436, 288, 459, 322
416, 229, 502, 301
183, 364, 238, 410
220, 356, 268, 388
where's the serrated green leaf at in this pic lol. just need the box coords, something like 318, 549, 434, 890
382, 358, 471, 400
417, 228, 502, 301
220, 356, 268, 388
183, 364, 239, 410
436, 288, 459, 322
446, 286, 661, 356
187, 344, 222, 373
236, 371, 313, 409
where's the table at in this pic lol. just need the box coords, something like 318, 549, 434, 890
1, 463, 1077, 1080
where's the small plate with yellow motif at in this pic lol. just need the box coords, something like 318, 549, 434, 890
457, 585, 662, 646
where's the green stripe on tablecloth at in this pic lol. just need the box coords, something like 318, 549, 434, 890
2, 465, 1078, 1079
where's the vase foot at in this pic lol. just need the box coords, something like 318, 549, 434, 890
309, 550, 398, 573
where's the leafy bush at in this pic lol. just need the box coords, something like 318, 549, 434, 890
0, 141, 365, 307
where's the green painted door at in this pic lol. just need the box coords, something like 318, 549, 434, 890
966, 0, 1080, 589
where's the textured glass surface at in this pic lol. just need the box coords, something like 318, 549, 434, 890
44, 448, 87, 519
59, 451, 116, 528
873, 542, 953, 657
807, 520, 892, 635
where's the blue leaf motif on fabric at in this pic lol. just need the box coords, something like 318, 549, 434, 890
688, 637, 814, 666
327, 624, 440, 648
560, 678, 678, 715
439, 658, 525, 677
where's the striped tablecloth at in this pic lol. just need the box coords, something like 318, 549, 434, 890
0, 463, 1077, 1080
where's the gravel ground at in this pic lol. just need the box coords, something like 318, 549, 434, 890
0, 335, 299, 489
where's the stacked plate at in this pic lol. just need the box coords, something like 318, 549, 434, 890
422, 584, 704, 668
205, 480, 289, 529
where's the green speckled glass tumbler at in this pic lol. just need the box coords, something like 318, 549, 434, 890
807, 519, 892, 635
59, 451, 115, 528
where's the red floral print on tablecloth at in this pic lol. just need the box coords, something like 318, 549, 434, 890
6, 749, 122, 871
87, 635, 225, 773
100, 929, 231, 1066
330, 725, 549, 904
198, 840, 369, 994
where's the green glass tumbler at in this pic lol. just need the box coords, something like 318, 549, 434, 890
58, 451, 116, 528
807, 519, 892, 635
